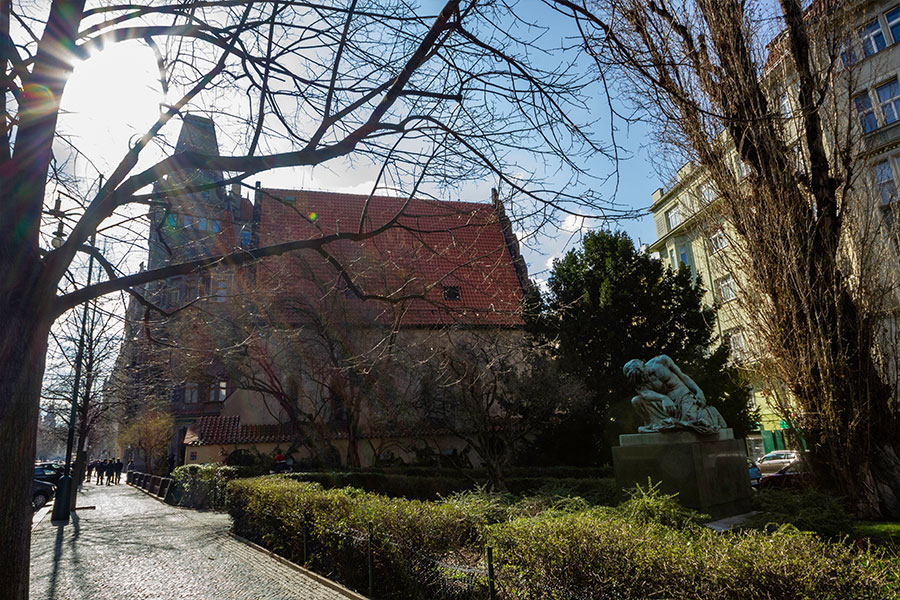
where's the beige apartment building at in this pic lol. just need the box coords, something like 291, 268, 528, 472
648, 0, 900, 457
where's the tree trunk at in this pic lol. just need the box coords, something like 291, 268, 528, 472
0, 305, 51, 599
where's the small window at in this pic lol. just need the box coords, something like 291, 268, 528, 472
183, 215, 193, 229
887, 7, 900, 44
859, 20, 887, 57
716, 275, 737, 302
208, 381, 227, 403
165, 214, 178, 228
677, 244, 691, 268
840, 39, 857, 67
665, 206, 682, 231
726, 327, 747, 360
211, 220, 220, 233
201, 191, 210, 202
241, 230, 251, 247
778, 91, 791, 119
709, 228, 728, 253
699, 184, 716, 204
166, 286, 180, 307
874, 160, 898, 205
185, 383, 199, 404
283, 195, 296, 204
442, 285, 461, 301
876, 79, 900, 125
214, 277, 229, 302
855, 94, 877, 133
197, 217, 207, 231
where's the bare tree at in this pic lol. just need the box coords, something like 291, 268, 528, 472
559, 0, 900, 516
414, 331, 586, 490
0, 0, 630, 590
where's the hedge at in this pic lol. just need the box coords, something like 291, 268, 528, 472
173, 463, 267, 509
286, 471, 623, 505
225, 476, 900, 600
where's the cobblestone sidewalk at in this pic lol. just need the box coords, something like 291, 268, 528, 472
30, 481, 353, 600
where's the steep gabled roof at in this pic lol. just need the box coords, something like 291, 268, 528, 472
255, 189, 526, 327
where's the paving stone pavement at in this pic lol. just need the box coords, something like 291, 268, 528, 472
30, 481, 353, 600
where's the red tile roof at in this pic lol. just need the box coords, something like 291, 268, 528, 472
183, 415, 465, 446
184, 415, 296, 446
255, 189, 525, 327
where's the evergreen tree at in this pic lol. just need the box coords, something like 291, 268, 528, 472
533, 230, 753, 463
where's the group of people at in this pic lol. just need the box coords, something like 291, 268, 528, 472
85, 458, 130, 485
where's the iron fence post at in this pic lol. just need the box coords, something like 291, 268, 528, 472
487, 546, 496, 600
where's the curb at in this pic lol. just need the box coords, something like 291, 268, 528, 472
229, 531, 369, 600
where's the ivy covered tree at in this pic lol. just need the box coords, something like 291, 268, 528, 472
534, 230, 753, 463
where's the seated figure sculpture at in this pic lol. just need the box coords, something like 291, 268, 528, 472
623, 355, 727, 435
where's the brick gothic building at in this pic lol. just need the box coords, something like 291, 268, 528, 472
112, 115, 530, 469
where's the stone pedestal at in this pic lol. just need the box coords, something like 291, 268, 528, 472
612, 428, 752, 519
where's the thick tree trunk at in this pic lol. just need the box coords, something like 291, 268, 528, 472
0, 301, 51, 599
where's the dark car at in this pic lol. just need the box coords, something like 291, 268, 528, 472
32, 479, 56, 511
34, 462, 65, 484
758, 460, 810, 490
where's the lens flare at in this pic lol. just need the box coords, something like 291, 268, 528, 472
309, 212, 318, 222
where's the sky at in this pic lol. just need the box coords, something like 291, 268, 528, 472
54, 2, 663, 292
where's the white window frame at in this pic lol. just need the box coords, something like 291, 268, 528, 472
872, 157, 900, 206
887, 6, 900, 44
874, 160, 898, 205
677, 244, 692, 268
716, 275, 737, 302
665, 205, 683, 231
855, 93, 877, 133
859, 19, 887, 57
709, 228, 728, 253
726, 327, 748, 361
876, 78, 900, 125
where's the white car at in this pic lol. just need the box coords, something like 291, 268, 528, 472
757, 450, 800, 475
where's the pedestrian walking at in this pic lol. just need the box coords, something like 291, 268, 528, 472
96, 460, 106, 484
86, 461, 93, 482
106, 459, 115, 485
114, 458, 123, 484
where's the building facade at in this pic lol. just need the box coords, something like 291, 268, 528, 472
112, 116, 531, 470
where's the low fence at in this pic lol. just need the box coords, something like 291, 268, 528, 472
126, 471, 176, 504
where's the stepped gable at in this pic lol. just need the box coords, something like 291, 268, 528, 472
255, 189, 525, 327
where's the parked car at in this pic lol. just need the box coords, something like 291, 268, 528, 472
756, 450, 800, 475
34, 462, 65, 484
32, 479, 56, 511
758, 460, 810, 490
747, 458, 762, 487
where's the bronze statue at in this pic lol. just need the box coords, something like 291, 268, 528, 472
623, 355, 727, 435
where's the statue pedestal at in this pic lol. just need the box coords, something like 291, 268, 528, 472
612, 428, 752, 519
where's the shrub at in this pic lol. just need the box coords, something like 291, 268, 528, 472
227, 476, 487, 599
173, 463, 263, 509
615, 480, 708, 529
488, 511, 899, 600
749, 488, 854, 539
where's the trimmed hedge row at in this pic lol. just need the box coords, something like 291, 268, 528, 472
172, 463, 266, 509
226, 476, 900, 600
286, 471, 624, 505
